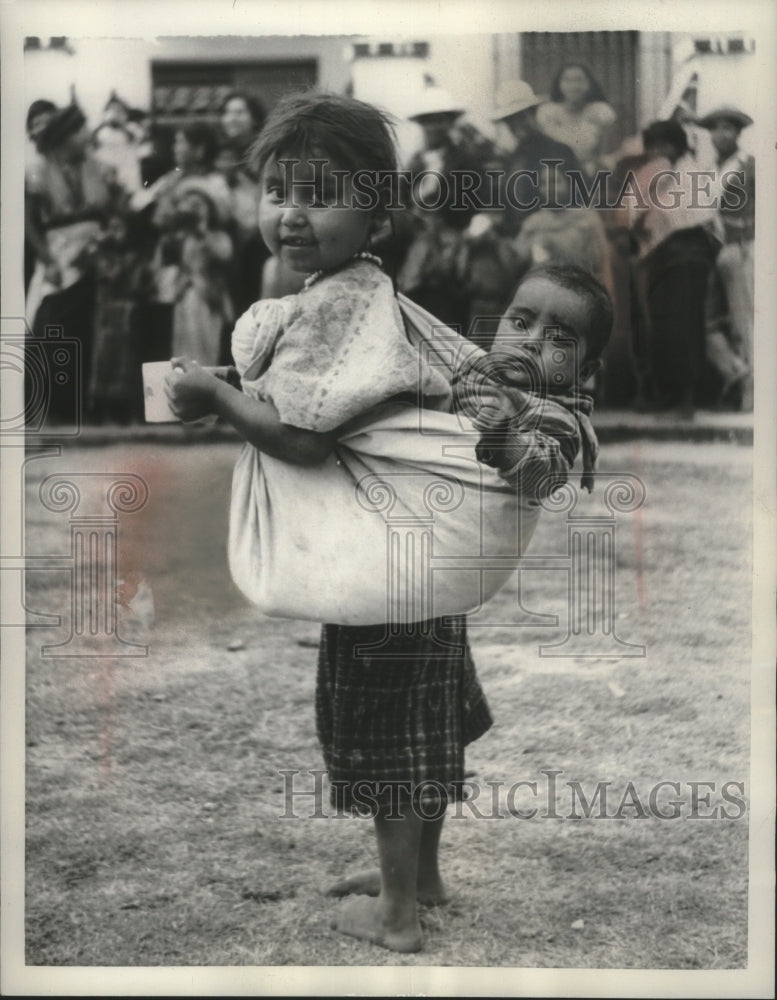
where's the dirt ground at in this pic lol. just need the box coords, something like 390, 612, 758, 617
21, 436, 752, 968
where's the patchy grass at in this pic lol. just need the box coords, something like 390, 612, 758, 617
23, 440, 751, 967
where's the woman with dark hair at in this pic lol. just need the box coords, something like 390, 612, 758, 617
218, 90, 266, 158
536, 62, 616, 179
215, 90, 272, 322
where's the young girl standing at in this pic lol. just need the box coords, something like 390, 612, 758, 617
165, 92, 493, 954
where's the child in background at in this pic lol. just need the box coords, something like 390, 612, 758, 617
159, 178, 234, 366
164, 92, 488, 955
453, 263, 612, 498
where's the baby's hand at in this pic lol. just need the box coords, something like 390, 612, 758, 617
164, 357, 219, 422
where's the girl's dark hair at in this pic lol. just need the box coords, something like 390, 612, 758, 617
549, 62, 608, 105
218, 89, 266, 131
641, 119, 689, 158
520, 263, 613, 363
179, 121, 220, 168
248, 91, 398, 211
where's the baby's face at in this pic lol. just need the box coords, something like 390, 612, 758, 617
492, 276, 590, 391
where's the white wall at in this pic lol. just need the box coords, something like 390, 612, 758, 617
23, 34, 355, 129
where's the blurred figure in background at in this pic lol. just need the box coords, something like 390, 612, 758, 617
91, 92, 145, 194
600, 142, 652, 407
455, 80, 580, 349
26, 98, 58, 152
25, 99, 58, 290
132, 120, 230, 226
512, 166, 612, 291
25, 103, 127, 423
624, 120, 721, 417
397, 87, 486, 332
156, 176, 234, 366
697, 106, 755, 411
139, 122, 176, 189
88, 211, 155, 423
216, 90, 273, 327
489, 80, 580, 239
536, 62, 617, 180
131, 121, 231, 363
218, 89, 265, 165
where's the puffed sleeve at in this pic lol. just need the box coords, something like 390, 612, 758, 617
252, 262, 451, 432
231, 297, 293, 387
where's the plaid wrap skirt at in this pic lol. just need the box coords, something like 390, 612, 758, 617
315, 615, 493, 815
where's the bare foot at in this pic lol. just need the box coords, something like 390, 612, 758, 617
331, 895, 423, 953
325, 869, 449, 906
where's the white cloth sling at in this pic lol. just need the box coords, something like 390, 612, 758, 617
227, 275, 541, 625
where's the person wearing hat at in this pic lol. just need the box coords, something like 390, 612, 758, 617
491, 79, 581, 239
25, 102, 126, 423
396, 86, 492, 332
697, 106, 755, 410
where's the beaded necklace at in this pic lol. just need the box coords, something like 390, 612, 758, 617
303, 251, 383, 290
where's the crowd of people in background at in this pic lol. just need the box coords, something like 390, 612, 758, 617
24, 61, 756, 425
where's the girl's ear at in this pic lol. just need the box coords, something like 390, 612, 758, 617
580, 358, 602, 383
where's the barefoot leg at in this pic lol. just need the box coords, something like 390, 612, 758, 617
325, 870, 382, 898
326, 814, 449, 906
331, 895, 423, 953
417, 814, 449, 905
331, 800, 423, 952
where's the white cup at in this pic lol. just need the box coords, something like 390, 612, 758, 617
142, 361, 181, 423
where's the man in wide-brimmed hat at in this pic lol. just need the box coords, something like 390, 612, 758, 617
398, 87, 491, 332
405, 86, 484, 233
491, 80, 580, 237
697, 105, 755, 410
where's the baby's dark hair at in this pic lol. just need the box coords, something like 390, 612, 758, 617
520, 263, 613, 364
248, 91, 398, 211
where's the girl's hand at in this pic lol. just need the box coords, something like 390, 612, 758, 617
164, 357, 219, 422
